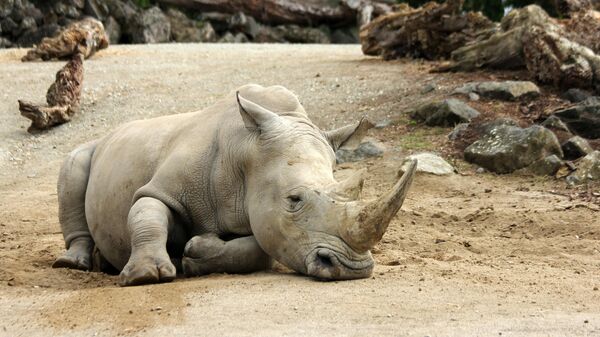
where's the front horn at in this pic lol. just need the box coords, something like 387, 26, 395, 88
341, 159, 417, 252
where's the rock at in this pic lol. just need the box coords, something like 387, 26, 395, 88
400, 153, 455, 175
219, 32, 248, 43
19, 15, 35, 31
410, 99, 480, 127
562, 88, 592, 103
276, 24, 331, 44
104, 16, 121, 44
228, 11, 258, 39
199, 12, 230, 34
566, 151, 600, 185
84, 0, 109, 20
554, 104, 600, 139
454, 81, 540, 101
448, 123, 469, 141
1, 17, 18, 36
131, 6, 170, 44
479, 118, 519, 133
336, 138, 385, 163
0, 36, 11, 47
16, 23, 61, 47
330, 27, 358, 44
562, 136, 593, 159
468, 92, 480, 101
541, 115, 571, 133
0, 0, 14, 18
198, 22, 216, 42
166, 8, 202, 43
464, 124, 563, 174
420, 84, 436, 94
526, 154, 563, 175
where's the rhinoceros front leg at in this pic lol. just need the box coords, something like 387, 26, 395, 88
182, 234, 271, 276
119, 197, 177, 286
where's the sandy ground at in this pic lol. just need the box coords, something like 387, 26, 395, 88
0, 44, 598, 337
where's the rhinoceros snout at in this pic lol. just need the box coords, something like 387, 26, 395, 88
305, 248, 374, 280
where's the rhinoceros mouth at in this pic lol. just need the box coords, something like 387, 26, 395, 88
305, 246, 374, 280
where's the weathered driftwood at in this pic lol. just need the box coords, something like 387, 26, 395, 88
19, 52, 84, 133
439, 5, 600, 92
524, 25, 600, 92
563, 10, 600, 53
22, 17, 108, 62
359, 0, 494, 60
156, 0, 355, 25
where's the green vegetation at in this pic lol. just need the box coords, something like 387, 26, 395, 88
397, 0, 564, 21
134, 0, 153, 8
398, 127, 446, 150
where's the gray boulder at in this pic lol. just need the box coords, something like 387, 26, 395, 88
454, 81, 540, 101
562, 136, 593, 160
526, 155, 563, 176
464, 124, 563, 173
166, 8, 216, 43
448, 123, 469, 141
562, 88, 592, 103
104, 16, 121, 44
541, 115, 570, 133
276, 24, 331, 44
336, 138, 385, 163
0, 0, 14, 18
399, 153, 455, 175
553, 104, 600, 139
228, 11, 258, 39
566, 151, 600, 185
131, 6, 170, 44
410, 99, 480, 127
219, 32, 248, 43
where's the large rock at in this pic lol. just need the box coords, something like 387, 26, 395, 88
562, 88, 592, 103
566, 151, 600, 185
410, 99, 480, 127
399, 153, 455, 175
554, 103, 600, 139
541, 115, 571, 133
464, 124, 563, 173
228, 11, 258, 39
0, 0, 14, 18
526, 154, 563, 176
562, 136, 593, 159
448, 123, 469, 141
167, 8, 207, 42
336, 138, 385, 163
276, 24, 330, 43
131, 6, 171, 44
104, 16, 121, 44
454, 81, 540, 101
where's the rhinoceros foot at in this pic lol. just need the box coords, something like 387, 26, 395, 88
118, 251, 176, 286
52, 236, 93, 271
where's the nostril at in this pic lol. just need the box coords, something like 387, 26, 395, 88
316, 253, 334, 269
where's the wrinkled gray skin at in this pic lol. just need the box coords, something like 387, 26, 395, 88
53, 84, 417, 286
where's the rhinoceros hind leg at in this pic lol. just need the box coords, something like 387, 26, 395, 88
52, 236, 93, 270
118, 197, 177, 286
54, 141, 98, 271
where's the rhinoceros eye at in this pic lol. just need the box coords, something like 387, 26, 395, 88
286, 195, 304, 212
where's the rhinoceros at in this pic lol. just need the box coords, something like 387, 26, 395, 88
53, 84, 417, 286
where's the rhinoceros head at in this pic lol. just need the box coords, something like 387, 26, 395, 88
237, 92, 416, 280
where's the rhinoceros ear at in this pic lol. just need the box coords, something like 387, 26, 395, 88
237, 91, 280, 131
323, 118, 374, 151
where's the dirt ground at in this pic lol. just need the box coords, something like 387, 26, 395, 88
0, 44, 598, 337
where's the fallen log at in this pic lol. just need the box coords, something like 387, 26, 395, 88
19, 52, 84, 133
156, 0, 355, 25
439, 5, 600, 93
22, 17, 108, 62
359, 0, 495, 60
